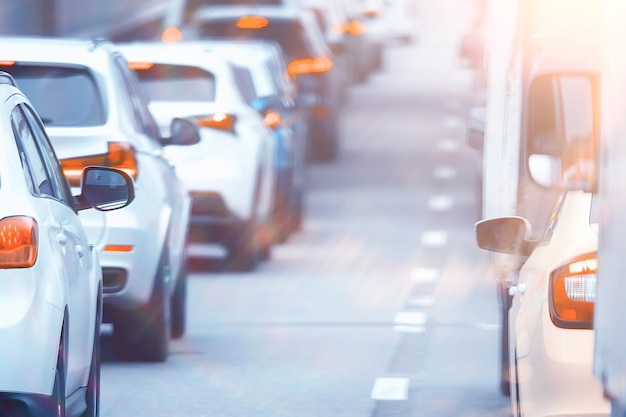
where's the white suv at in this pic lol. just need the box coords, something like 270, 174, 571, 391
0, 72, 134, 416
0, 37, 194, 362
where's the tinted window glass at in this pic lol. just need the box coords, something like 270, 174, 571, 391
7, 65, 106, 126
198, 19, 312, 60
133, 64, 216, 102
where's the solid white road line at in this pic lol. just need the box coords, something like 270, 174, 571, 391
371, 377, 410, 400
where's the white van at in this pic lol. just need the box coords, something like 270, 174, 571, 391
469, 0, 606, 398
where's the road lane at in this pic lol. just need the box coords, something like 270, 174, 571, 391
100, 1, 510, 416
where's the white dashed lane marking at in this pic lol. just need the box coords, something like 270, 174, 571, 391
428, 195, 454, 212
433, 166, 457, 180
421, 231, 448, 248
371, 378, 410, 400
410, 267, 440, 283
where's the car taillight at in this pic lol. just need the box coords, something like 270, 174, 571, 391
236, 15, 269, 29
348, 19, 365, 36
161, 26, 183, 43
262, 111, 281, 129
287, 56, 333, 76
196, 113, 236, 132
0, 216, 38, 268
128, 61, 154, 71
549, 252, 597, 329
61, 142, 138, 187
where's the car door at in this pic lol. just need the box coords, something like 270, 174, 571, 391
11, 102, 95, 393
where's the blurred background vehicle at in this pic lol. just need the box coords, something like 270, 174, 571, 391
119, 40, 277, 271
0, 71, 135, 417
198, 39, 310, 243
183, 4, 344, 161
0, 36, 194, 362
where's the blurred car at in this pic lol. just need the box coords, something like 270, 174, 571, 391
118, 40, 277, 270
0, 71, 135, 416
475, 190, 610, 416
198, 39, 309, 242
184, 4, 345, 161
357, 0, 416, 69
0, 36, 194, 362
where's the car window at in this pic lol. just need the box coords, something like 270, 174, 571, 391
12, 104, 67, 202
7, 65, 107, 127
113, 55, 162, 141
133, 64, 216, 102
232, 64, 257, 105
197, 18, 314, 61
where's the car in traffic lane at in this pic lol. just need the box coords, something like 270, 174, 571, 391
184, 4, 345, 161
475, 190, 609, 417
0, 71, 135, 417
0, 36, 194, 362
118, 40, 277, 271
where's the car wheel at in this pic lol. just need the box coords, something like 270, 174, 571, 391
112, 246, 171, 362
227, 220, 261, 272
82, 291, 101, 417
498, 281, 513, 397
170, 254, 188, 339
50, 335, 66, 417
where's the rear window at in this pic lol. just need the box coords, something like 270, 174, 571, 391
197, 19, 313, 61
132, 64, 216, 102
6, 65, 106, 127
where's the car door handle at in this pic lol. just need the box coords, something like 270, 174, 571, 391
76, 245, 85, 258
56, 232, 67, 246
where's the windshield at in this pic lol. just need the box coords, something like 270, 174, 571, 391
6, 65, 106, 126
132, 64, 217, 102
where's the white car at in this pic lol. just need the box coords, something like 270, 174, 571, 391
475, 190, 610, 417
119, 41, 276, 271
0, 36, 194, 361
0, 72, 134, 416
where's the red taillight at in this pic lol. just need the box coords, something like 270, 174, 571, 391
196, 113, 236, 132
161, 26, 183, 43
287, 56, 333, 76
0, 216, 38, 268
61, 142, 138, 187
549, 252, 597, 329
262, 111, 281, 129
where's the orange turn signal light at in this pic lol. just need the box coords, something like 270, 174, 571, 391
197, 112, 236, 132
348, 19, 365, 36
0, 60, 16, 66
61, 142, 138, 187
104, 245, 134, 253
236, 16, 269, 29
287, 56, 333, 76
0, 216, 38, 268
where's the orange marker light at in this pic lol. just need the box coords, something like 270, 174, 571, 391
0, 60, 16, 66
103, 245, 134, 253
287, 56, 333, 76
0, 216, 38, 268
162, 26, 183, 43
236, 16, 269, 29
128, 61, 154, 71
263, 111, 281, 129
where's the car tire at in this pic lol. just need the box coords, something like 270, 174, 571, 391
227, 220, 261, 272
170, 255, 188, 340
82, 291, 101, 417
112, 246, 171, 362
50, 334, 66, 417
498, 281, 513, 397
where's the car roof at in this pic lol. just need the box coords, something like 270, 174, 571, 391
0, 36, 117, 68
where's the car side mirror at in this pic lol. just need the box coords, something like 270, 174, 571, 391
466, 106, 485, 150
74, 167, 135, 211
475, 216, 535, 256
525, 72, 599, 192
164, 117, 201, 146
